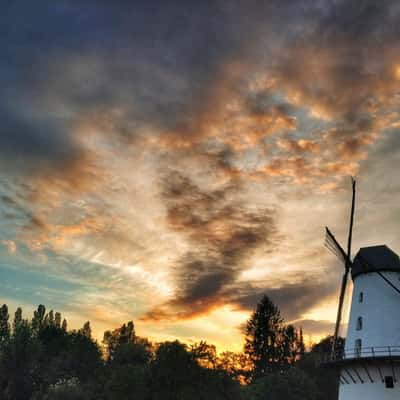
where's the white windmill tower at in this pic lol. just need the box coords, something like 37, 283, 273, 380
324, 178, 400, 400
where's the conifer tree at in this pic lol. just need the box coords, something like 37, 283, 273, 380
0, 304, 10, 344
62, 318, 68, 331
244, 295, 284, 378
48, 310, 55, 327
13, 307, 22, 333
55, 312, 62, 328
32, 304, 46, 333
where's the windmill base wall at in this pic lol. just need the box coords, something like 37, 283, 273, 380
338, 362, 400, 400
339, 381, 400, 400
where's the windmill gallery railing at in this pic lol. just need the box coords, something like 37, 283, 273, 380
320, 346, 400, 364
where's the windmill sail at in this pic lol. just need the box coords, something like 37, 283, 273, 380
325, 178, 356, 358
325, 228, 347, 263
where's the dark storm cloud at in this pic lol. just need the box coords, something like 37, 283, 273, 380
320, 0, 393, 38
143, 170, 280, 319
229, 278, 336, 321
143, 164, 338, 321
0, 0, 271, 169
2, 0, 397, 169
0, 106, 79, 167
0, 0, 328, 169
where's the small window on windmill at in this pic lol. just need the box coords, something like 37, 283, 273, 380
359, 292, 363, 303
385, 376, 394, 389
356, 316, 363, 331
355, 339, 362, 358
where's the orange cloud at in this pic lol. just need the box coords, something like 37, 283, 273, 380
277, 138, 321, 154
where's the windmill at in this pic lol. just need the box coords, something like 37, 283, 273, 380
324, 177, 356, 357
323, 179, 400, 399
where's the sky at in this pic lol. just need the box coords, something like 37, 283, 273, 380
1, 0, 400, 351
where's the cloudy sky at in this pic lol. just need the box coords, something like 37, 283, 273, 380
1, 0, 400, 351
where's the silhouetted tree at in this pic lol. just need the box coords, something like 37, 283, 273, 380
37, 325, 102, 387
49, 310, 55, 326
61, 319, 67, 331
54, 312, 62, 329
32, 304, 46, 334
149, 340, 244, 400
104, 341, 152, 400
80, 321, 91, 338
0, 304, 10, 344
103, 321, 135, 361
244, 295, 305, 380
65, 331, 102, 384
150, 341, 199, 400
281, 324, 304, 365
13, 307, 23, 333
244, 295, 285, 378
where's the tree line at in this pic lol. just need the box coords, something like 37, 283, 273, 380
0, 295, 340, 400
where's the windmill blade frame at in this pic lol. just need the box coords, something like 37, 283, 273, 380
325, 227, 348, 264
327, 178, 356, 358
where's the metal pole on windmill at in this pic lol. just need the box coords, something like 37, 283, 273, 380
347, 178, 356, 266
331, 178, 356, 359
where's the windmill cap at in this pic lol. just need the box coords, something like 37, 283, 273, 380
352, 245, 400, 279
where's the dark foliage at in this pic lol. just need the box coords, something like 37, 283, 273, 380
0, 300, 338, 400
247, 367, 319, 400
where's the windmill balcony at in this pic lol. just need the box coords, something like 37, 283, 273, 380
321, 346, 400, 365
